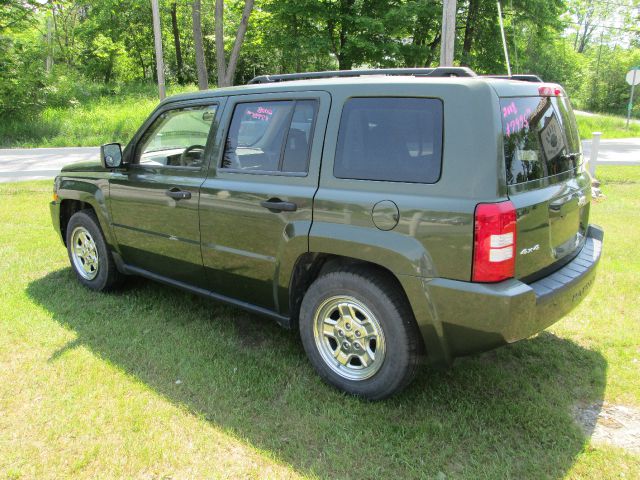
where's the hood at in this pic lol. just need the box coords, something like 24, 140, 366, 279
60, 160, 107, 173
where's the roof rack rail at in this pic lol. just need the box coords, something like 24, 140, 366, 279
247, 67, 477, 85
483, 74, 543, 83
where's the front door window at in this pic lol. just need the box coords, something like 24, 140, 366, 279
137, 105, 217, 168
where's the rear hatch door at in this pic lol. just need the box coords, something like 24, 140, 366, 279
500, 93, 591, 281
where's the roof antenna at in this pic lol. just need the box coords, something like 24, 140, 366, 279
497, 1, 512, 77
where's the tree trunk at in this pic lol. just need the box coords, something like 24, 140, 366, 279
151, 0, 166, 99
215, 0, 226, 86
337, 54, 352, 71
462, 0, 478, 63
424, 33, 441, 67
136, 49, 146, 79
577, 22, 593, 54
192, 0, 208, 90
223, 0, 254, 86
216, 0, 255, 88
46, 15, 53, 73
171, 2, 184, 84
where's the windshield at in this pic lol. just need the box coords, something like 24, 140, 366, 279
501, 96, 582, 185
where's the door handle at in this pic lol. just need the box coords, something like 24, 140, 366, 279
260, 198, 297, 212
165, 188, 192, 200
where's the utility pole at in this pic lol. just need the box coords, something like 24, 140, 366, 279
440, 0, 457, 66
151, 0, 166, 100
497, 1, 511, 76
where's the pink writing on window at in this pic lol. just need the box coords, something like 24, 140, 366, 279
246, 109, 271, 121
502, 102, 517, 118
245, 105, 274, 121
505, 108, 532, 137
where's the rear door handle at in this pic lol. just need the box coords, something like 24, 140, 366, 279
260, 198, 297, 212
165, 187, 192, 200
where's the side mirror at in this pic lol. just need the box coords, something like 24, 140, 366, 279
101, 143, 123, 168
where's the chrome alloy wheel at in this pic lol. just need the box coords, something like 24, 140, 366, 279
313, 295, 386, 381
70, 226, 99, 280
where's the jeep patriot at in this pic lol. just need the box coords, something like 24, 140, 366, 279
50, 68, 603, 399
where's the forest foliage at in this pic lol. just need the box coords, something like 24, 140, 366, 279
1, 0, 639, 120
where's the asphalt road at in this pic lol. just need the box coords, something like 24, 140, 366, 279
0, 147, 99, 183
581, 138, 640, 165
0, 140, 638, 183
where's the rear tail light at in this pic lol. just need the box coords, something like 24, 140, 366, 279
472, 201, 517, 282
538, 85, 562, 96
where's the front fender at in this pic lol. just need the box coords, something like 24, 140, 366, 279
57, 175, 117, 250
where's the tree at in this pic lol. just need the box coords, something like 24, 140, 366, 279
462, 0, 480, 64
569, 0, 610, 53
215, 0, 255, 87
321, 0, 391, 70
49, 0, 85, 66
192, 0, 208, 89
0, 0, 38, 32
0, 1, 45, 117
170, 2, 184, 84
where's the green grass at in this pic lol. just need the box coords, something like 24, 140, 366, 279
575, 112, 640, 140
1, 169, 639, 479
0, 84, 197, 148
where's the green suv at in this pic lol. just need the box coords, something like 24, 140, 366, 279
50, 68, 603, 399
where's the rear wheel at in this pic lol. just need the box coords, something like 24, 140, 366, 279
299, 266, 421, 400
66, 210, 122, 291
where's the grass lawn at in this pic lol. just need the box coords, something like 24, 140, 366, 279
0, 84, 196, 148
1, 167, 639, 479
575, 112, 640, 140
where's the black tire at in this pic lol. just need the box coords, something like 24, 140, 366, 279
299, 265, 422, 400
66, 209, 123, 291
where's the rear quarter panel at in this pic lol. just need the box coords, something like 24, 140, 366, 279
311, 80, 506, 281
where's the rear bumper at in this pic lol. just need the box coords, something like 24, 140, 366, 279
409, 225, 603, 364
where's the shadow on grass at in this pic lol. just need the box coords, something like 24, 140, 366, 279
28, 268, 607, 479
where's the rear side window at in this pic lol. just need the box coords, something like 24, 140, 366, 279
334, 97, 443, 183
222, 100, 317, 173
501, 96, 582, 185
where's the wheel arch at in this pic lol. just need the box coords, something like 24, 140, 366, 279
57, 177, 116, 249
286, 252, 451, 366
59, 199, 93, 246
287, 253, 413, 328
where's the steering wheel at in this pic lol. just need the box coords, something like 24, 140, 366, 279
180, 144, 206, 166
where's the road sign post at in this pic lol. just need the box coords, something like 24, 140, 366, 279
626, 67, 640, 129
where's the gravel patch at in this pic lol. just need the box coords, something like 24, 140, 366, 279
574, 402, 640, 453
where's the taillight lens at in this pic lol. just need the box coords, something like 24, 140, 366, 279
472, 201, 517, 282
538, 85, 562, 96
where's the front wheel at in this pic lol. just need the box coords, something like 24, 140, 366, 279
299, 266, 422, 400
66, 210, 123, 291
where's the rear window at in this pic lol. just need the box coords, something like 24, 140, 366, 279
501, 96, 582, 185
334, 97, 443, 183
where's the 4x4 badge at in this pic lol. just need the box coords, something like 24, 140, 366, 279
520, 244, 540, 255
